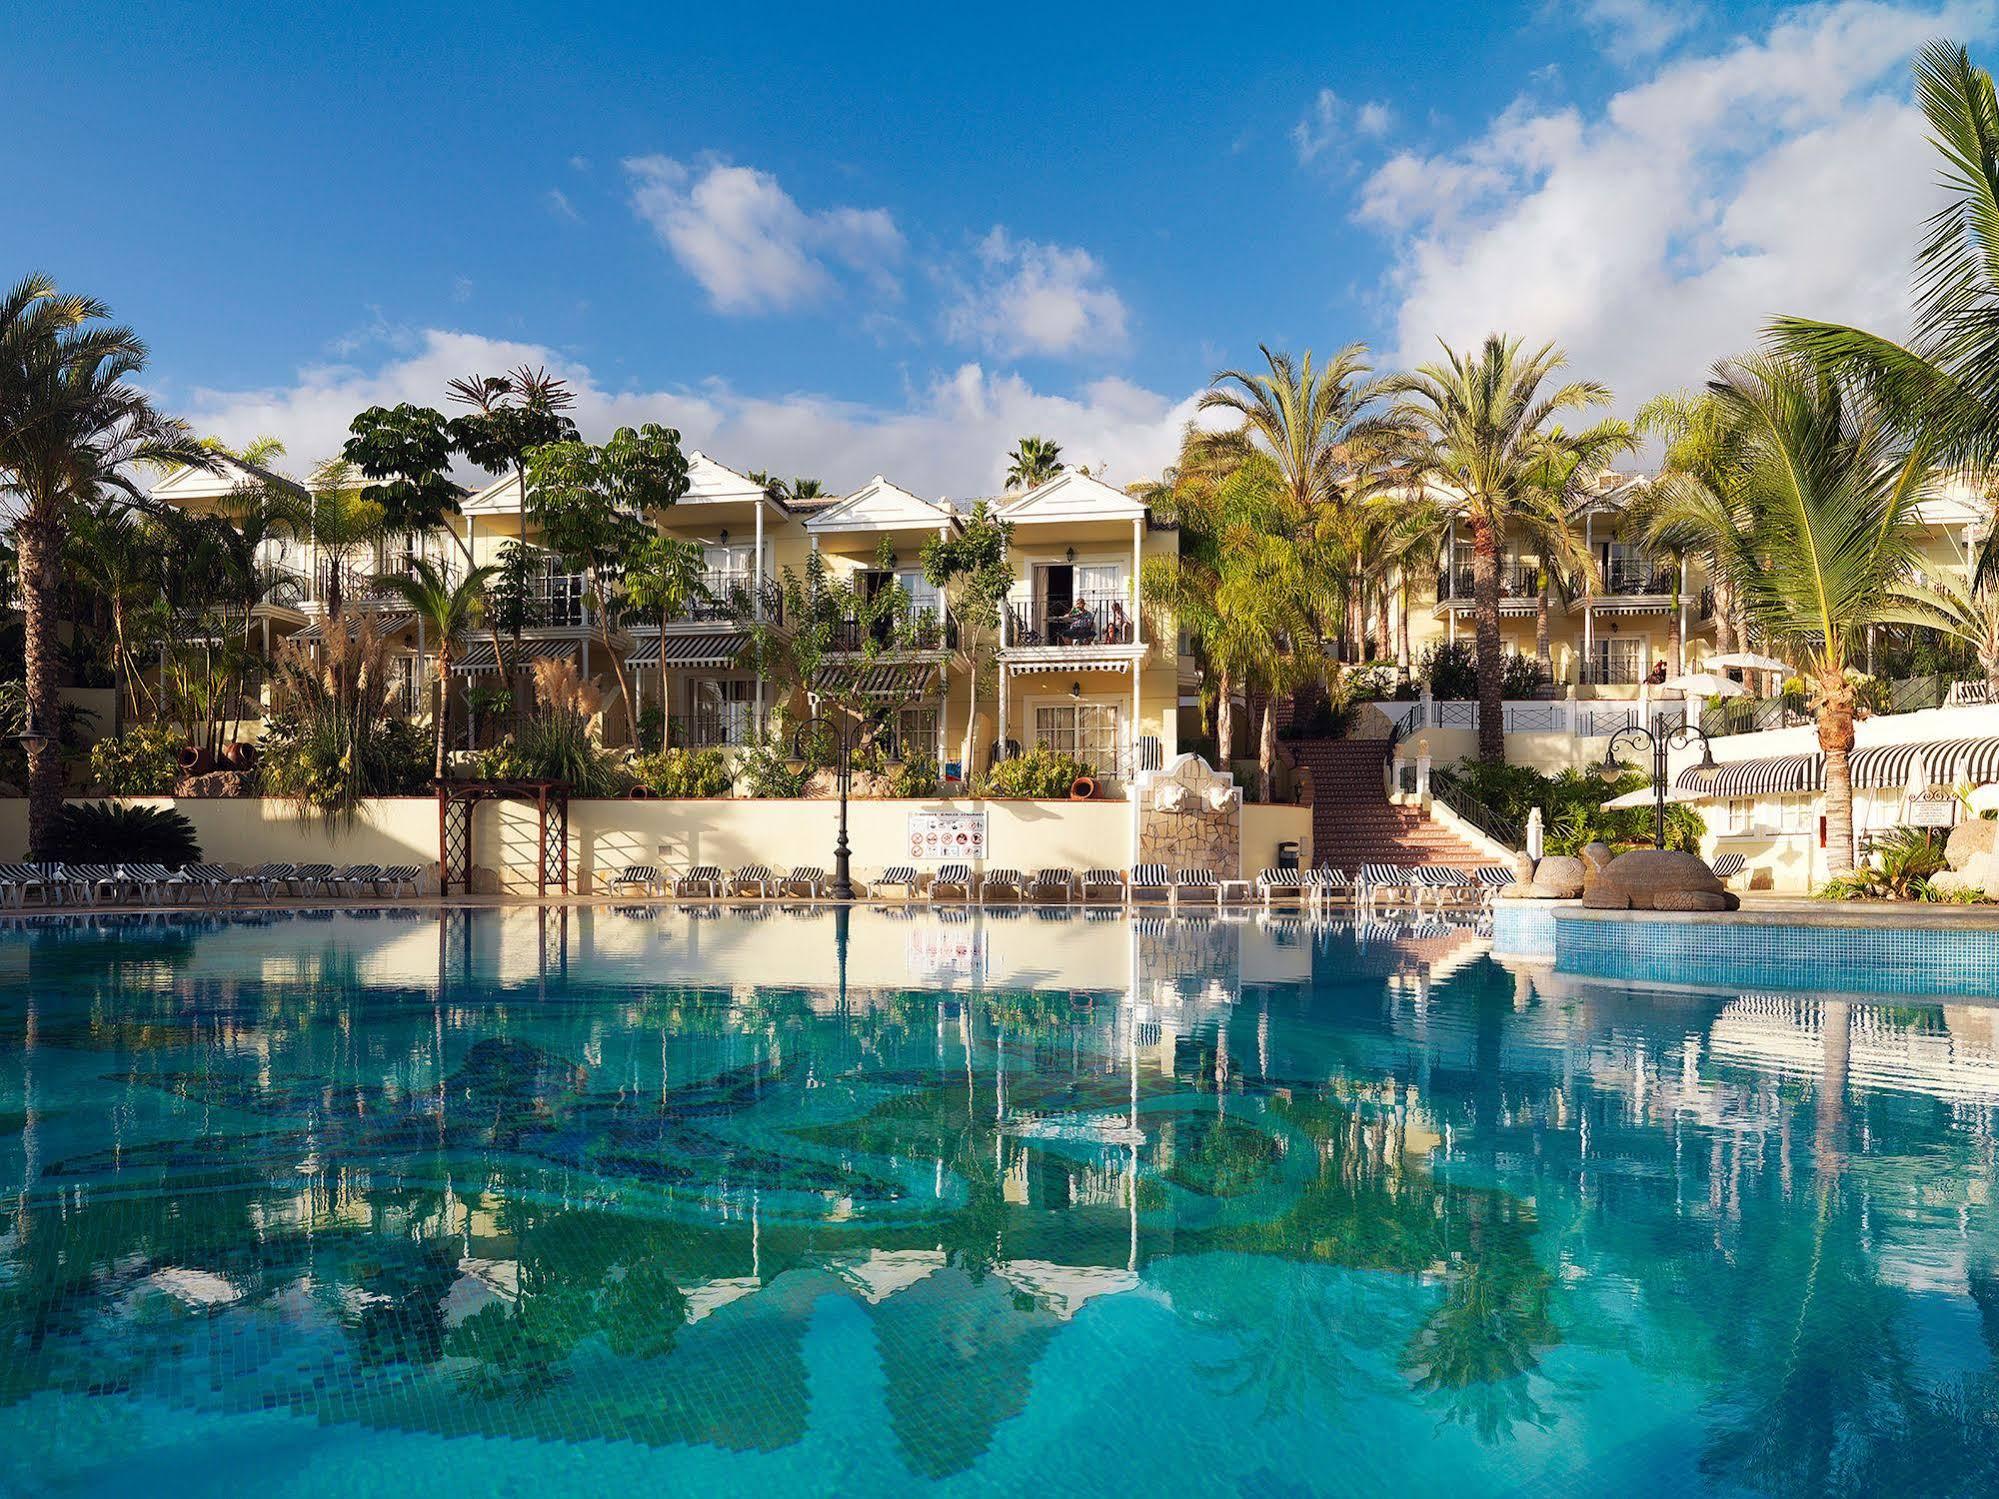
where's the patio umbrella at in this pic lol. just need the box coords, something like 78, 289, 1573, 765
1705, 650, 1790, 674
1661, 671, 1748, 698
1601, 783, 1705, 810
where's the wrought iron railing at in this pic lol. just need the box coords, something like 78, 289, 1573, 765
669, 707, 756, 748
1426, 768, 1525, 851
1006, 591, 1137, 647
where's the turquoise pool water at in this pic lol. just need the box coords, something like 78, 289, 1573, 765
2, 905, 1997, 1496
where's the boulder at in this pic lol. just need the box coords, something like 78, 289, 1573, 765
1528, 855, 1586, 899
1500, 880, 1563, 900
1580, 848, 1742, 912
1939, 848, 1999, 898
1948, 817, 1999, 871
175, 770, 253, 798
1930, 869, 1987, 898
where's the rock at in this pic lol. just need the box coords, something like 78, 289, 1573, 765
1528, 855, 1586, 899
1948, 818, 1999, 871
1652, 889, 1732, 912
1945, 848, 1999, 897
1581, 848, 1740, 912
1931, 869, 1987, 898
1500, 881, 1564, 899
175, 770, 253, 798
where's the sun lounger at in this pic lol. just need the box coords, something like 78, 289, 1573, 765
1128, 864, 1173, 903
1080, 868, 1126, 903
1415, 866, 1480, 907
327, 864, 383, 896
730, 864, 780, 897
0, 863, 50, 907
1257, 866, 1309, 911
673, 865, 723, 898
117, 863, 174, 903
932, 863, 974, 900
63, 864, 122, 905
873, 865, 922, 900
608, 865, 659, 897
780, 866, 827, 899
1711, 853, 1746, 886
979, 868, 1025, 903
1171, 868, 1221, 911
166, 863, 230, 904
223, 863, 295, 902
1357, 863, 1422, 907
1308, 868, 1353, 907
379, 865, 423, 897
292, 863, 337, 896
1028, 867, 1074, 903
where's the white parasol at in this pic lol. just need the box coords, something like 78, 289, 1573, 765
1601, 783, 1705, 810
1705, 650, 1791, 675
1661, 671, 1748, 698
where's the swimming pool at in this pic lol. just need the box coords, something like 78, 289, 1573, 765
2, 905, 1995, 1496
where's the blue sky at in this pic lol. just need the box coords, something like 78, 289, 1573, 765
4, 0, 1991, 494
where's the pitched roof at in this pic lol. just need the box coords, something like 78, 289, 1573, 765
804, 475, 956, 533
997, 467, 1147, 522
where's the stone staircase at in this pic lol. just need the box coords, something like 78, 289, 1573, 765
1286, 739, 1499, 872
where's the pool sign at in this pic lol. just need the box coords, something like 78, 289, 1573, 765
908, 810, 987, 861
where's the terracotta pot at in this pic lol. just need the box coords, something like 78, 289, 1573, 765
1069, 776, 1098, 801
178, 745, 209, 774
626, 785, 658, 799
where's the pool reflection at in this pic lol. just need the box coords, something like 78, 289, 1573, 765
1, 906, 1997, 1495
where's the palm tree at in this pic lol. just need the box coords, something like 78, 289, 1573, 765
292, 457, 388, 623
1199, 345, 1393, 516
374, 557, 497, 780
1631, 390, 1756, 657
789, 478, 826, 501
67, 500, 162, 734
0, 276, 211, 852
1881, 543, 1999, 697
1386, 336, 1632, 761
1772, 41, 1999, 525
1143, 448, 1321, 798
1711, 355, 1932, 877
622, 535, 710, 748
1004, 436, 1063, 490
1517, 445, 1618, 678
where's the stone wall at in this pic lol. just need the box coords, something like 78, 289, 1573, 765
1136, 754, 1241, 874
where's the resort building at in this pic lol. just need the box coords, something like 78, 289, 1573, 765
149, 452, 1189, 789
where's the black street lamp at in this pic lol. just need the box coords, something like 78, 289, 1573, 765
788, 712, 873, 900
1602, 721, 1716, 850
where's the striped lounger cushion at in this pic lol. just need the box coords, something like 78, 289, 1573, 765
876, 866, 919, 894
1711, 854, 1746, 880
732, 865, 775, 893
935, 864, 972, 894
1081, 869, 1125, 894
1130, 865, 1172, 895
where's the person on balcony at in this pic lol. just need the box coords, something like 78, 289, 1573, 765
1106, 599, 1130, 644
1058, 598, 1097, 644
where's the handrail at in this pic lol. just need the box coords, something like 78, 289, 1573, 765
1426, 768, 1525, 851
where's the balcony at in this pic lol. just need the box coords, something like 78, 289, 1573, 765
669, 706, 756, 749
1006, 591, 1137, 648
828, 607, 953, 653
1443, 562, 1549, 602
1600, 559, 1677, 596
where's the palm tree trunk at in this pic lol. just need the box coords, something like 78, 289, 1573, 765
1397, 574, 1411, 674
1214, 666, 1234, 770
1819, 680, 1857, 878
1712, 569, 1737, 656
1376, 590, 1390, 665
19, 516, 63, 857
1535, 570, 1552, 683
1470, 516, 1505, 763
433, 648, 451, 783
1258, 696, 1276, 804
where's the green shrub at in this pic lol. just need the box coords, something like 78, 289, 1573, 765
634, 702, 666, 751
1816, 828, 1950, 901
735, 732, 806, 798
887, 756, 940, 797
89, 725, 184, 795
478, 713, 626, 797
1417, 640, 1545, 699
985, 748, 1093, 799
43, 801, 201, 867
1435, 759, 1706, 855
629, 747, 733, 798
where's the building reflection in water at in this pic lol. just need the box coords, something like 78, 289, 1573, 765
1, 905, 1998, 1493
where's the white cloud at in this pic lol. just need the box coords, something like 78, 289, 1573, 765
1293, 87, 1396, 165
622, 155, 903, 314
1572, 0, 1702, 60
544, 188, 580, 222
1358, 1, 1995, 418
169, 328, 1199, 497
943, 228, 1128, 358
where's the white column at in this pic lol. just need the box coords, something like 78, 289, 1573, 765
1130, 517, 1143, 647
1130, 662, 1144, 864
1132, 658, 1143, 779
755, 503, 768, 735
997, 663, 1008, 767
1678, 556, 1690, 670
1582, 510, 1595, 686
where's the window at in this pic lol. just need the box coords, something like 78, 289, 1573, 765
891, 705, 939, 764
1034, 701, 1123, 776
1779, 797, 1809, 834
687, 678, 756, 746
1593, 637, 1644, 684
896, 569, 943, 625
1727, 798, 1753, 835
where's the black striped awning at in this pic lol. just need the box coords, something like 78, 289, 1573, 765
1680, 754, 1825, 799
810, 662, 939, 698
625, 631, 746, 669
450, 638, 580, 673
294, 612, 413, 643
1917, 736, 1999, 786
1849, 740, 1928, 790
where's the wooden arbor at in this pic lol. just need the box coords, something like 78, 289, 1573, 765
437, 779, 569, 897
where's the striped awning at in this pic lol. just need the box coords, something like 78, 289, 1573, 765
1680, 754, 1825, 798
295, 612, 414, 643
811, 662, 939, 698
1849, 740, 1928, 790
625, 630, 746, 669
451, 638, 580, 673
1917, 736, 1999, 786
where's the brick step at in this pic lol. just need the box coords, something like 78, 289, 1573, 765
1288, 733, 1506, 871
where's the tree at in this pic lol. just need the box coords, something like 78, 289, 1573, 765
341, 403, 465, 547
922, 502, 1014, 774
0, 275, 212, 853
1143, 449, 1323, 799
445, 367, 579, 712
621, 535, 710, 748
1631, 391, 1756, 659
289, 457, 388, 623
1882, 542, 1999, 698
1771, 41, 1999, 556
66, 500, 162, 733
374, 557, 497, 780
1003, 436, 1062, 490
1199, 344, 1392, 518
1711, 355, 1932, 878
1386, 336, 1632, 762
524, 424, 690, 736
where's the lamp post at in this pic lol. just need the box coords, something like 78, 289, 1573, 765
1602, 720, 1715, 850
788, 712, 871, 900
